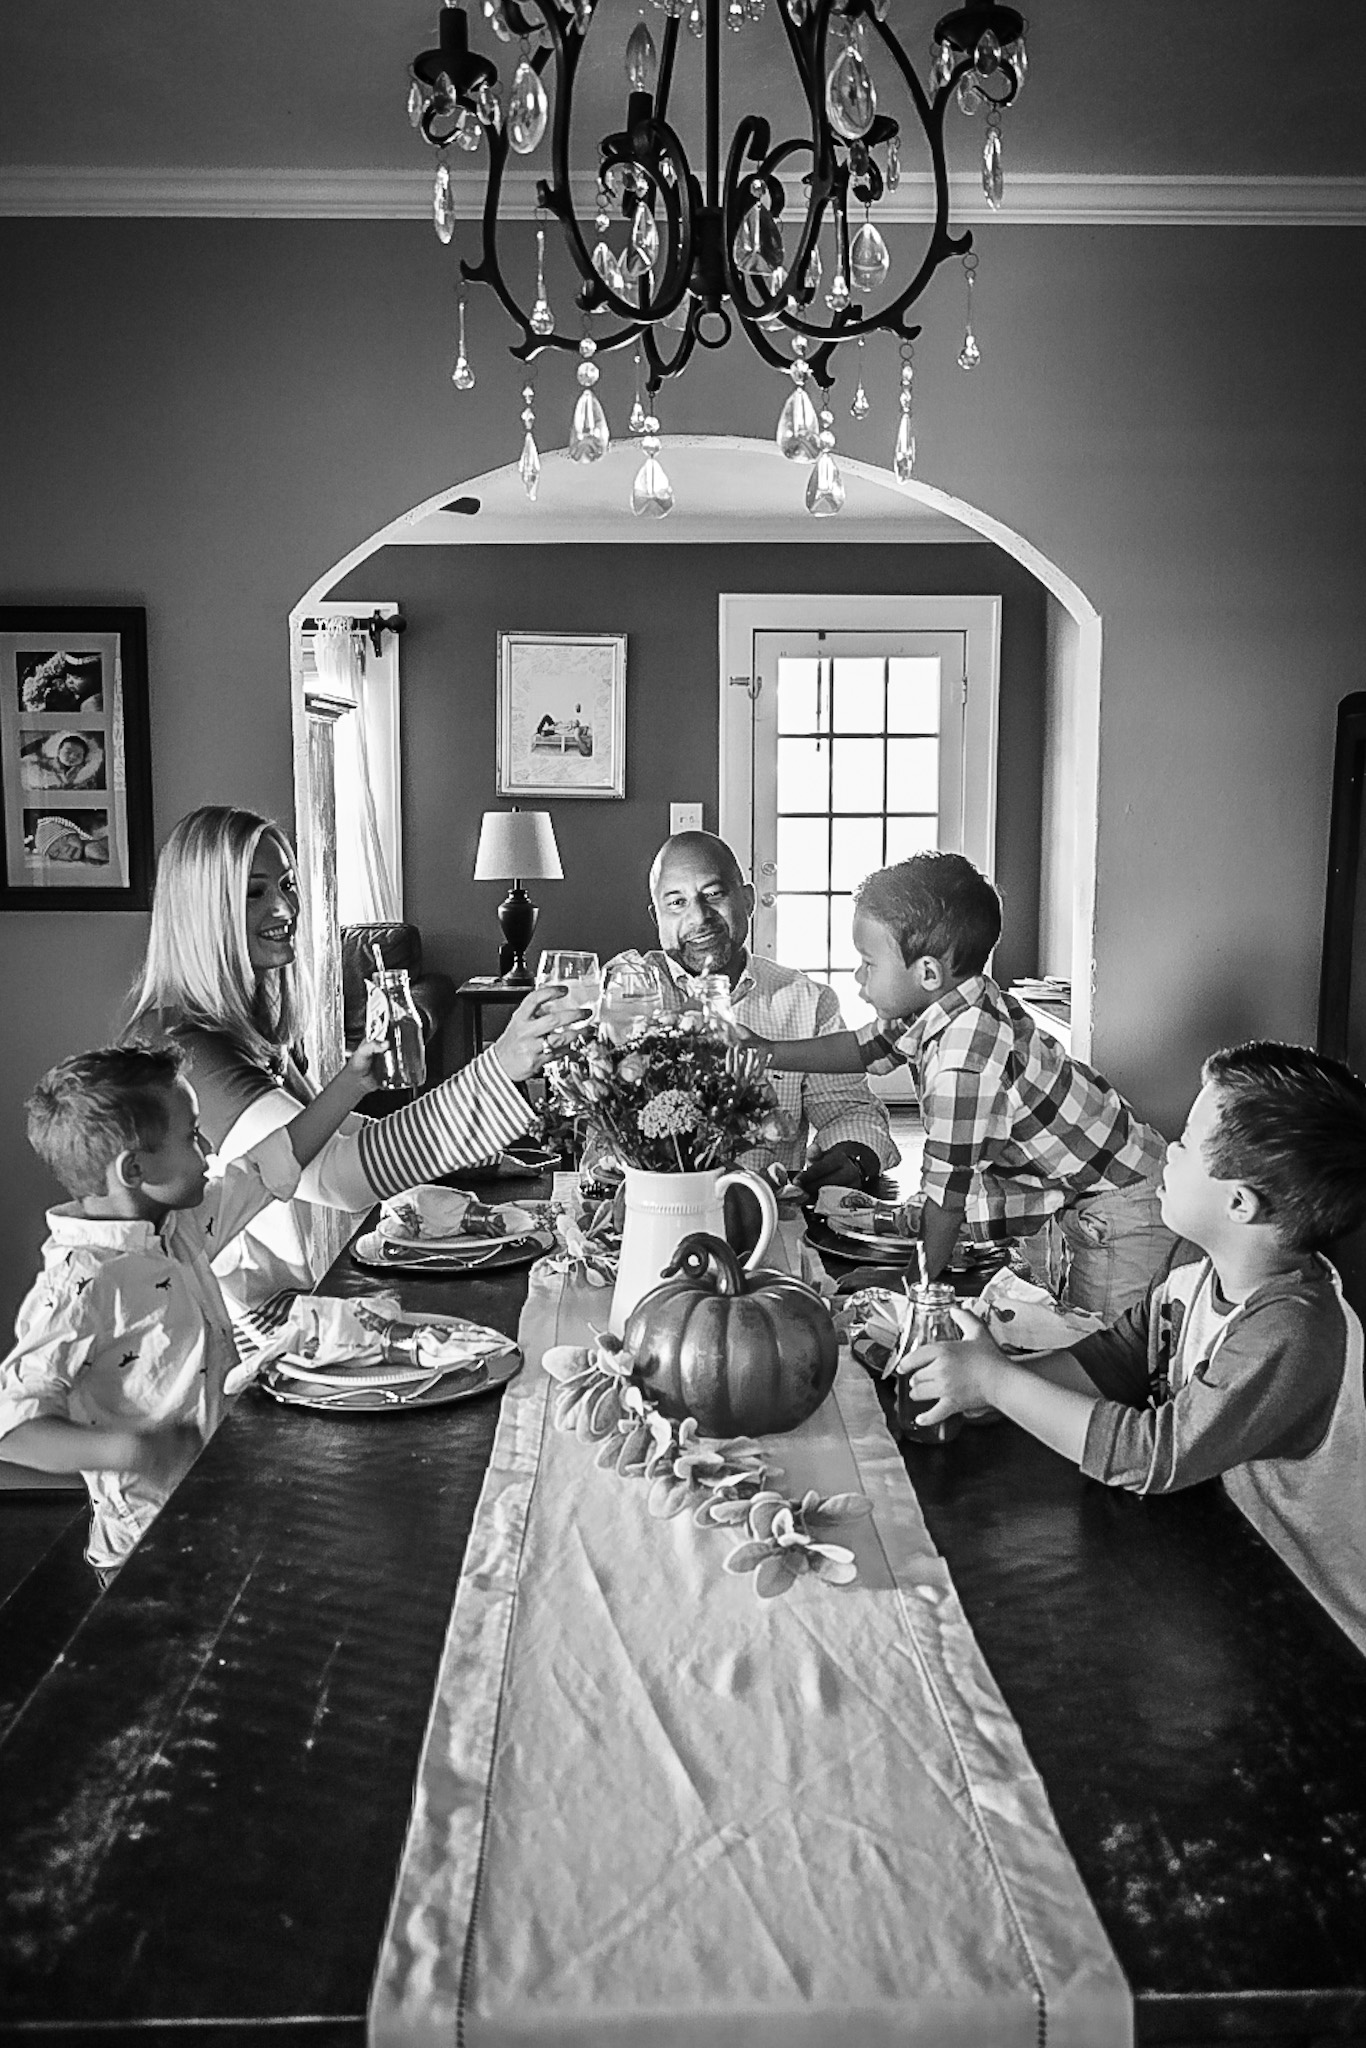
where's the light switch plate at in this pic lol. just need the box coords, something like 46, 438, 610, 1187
670, 802, 704, 833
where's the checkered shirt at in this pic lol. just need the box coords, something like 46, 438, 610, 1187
633, 950, 896, 1178
856, 974, 1166, 1240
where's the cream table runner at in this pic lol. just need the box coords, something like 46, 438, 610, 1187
369, 1329, 1131, 2048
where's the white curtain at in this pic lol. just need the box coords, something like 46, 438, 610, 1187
314, 620, 399, 924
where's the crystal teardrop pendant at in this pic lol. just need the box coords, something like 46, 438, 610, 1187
484, 0, 515, 39
629, 390, 648, 434
983, 122, 1003, 209
475, 80, 502, 129
530, 227, 555, 335
806, 450, 846, 516
451, 300, 475, 390
507, 62, 548, 154
956, 73, 983, 114
786, 0, 810, 21
893, 409, 915, 479
407, 81, 426, 127
794, 242, 822, 300
454, 107, 482, 151
849, 219, 890, 293
958, 329, 981, 370
570, 389, 610, 460
623, 204, 660, 276
826, 44, 877, 140
850, 342, 871, 418
433, 162, 456, 244
593, 240, 625, 293
631, 437, 674, 517
776, 384, 821, 461
733, 202, 784, 281
570, 341, 610, 461
930, 40, 954, 92
625, 19, 658, 89
520, 430, 541, 499
686, 1, 703, 34
886, 136, 901, 189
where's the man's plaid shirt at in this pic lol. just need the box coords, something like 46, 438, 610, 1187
857, 974, 1166, 1240
636, 950, 896, 1178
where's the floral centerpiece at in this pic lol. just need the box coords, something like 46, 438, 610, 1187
542, 1015, 786, 1175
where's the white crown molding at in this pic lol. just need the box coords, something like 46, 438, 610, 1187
3, 165, 1365, 226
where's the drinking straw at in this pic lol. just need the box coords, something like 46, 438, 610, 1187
370, 939, 387, 980
916, 1241, 928, 1291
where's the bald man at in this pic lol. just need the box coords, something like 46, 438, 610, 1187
629, 831, 896, 1195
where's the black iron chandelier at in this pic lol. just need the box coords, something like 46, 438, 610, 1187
408, 0, 1027, 515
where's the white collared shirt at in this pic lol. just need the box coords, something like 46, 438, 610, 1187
0, 1130, 299, 1567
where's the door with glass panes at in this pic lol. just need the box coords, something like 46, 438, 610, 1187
723, 611, 999, 1096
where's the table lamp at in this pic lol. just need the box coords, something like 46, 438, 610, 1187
473, 807, 563, 984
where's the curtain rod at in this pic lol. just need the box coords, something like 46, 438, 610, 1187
302, 609, 408, 658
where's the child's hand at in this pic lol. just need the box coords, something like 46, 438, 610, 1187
127, 1421, 201, 1493
894, 1306, 1007, 1426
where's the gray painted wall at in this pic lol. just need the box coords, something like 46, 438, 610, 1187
2, 216, 1362, 1326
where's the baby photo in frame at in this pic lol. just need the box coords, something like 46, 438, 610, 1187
0, 607, 153, 909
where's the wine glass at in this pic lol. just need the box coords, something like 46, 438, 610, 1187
535, 950, 601, 1035
599, 954, 666, 1043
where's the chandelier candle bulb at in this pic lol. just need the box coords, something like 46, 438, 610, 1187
625, 19, 658, 90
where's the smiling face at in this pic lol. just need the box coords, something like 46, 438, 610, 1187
130, 1078, 211, 1213
650, 838, 753, 979
245, 833, 300, 979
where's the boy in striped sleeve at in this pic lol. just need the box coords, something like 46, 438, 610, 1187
750, 851, 1175, 1319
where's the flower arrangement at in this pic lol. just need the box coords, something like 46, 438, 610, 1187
542, 1016, 787, 1175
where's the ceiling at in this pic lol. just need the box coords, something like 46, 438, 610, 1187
1, 0, 1361, 194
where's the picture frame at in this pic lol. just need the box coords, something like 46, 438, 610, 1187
0, 607, 153, 910
496, 631, 626, 800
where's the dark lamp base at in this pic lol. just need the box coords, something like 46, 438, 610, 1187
495, 882, 538, 985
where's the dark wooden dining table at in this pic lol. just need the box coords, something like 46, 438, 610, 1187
2, 1175, 1365, 2048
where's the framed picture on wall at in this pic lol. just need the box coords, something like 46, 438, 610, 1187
497, 631, 626, 800
0, 607, 153, 910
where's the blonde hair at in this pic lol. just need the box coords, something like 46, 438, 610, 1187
129, 805, 309, 1067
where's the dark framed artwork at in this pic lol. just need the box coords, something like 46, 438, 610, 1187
1318, 689, 1366, 1320
0, 607, 152, 910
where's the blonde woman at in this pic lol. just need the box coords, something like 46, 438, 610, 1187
128, 806, 571, 1343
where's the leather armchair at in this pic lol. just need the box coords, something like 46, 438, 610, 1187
341, 922, 456, 1109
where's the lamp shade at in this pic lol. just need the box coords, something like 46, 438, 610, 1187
473, 808, 563, 882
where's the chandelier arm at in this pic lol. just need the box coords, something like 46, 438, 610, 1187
459, 91, 650, 359
653, 10, 682, 131
641, 314, 698, 395
522, 0, 696, 329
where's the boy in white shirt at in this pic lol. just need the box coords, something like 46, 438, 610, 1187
0, 1038, 379, 1571
899, 1041, 1366, 1655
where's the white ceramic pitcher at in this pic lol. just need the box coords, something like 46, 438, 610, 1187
609, 1166, 779, 1335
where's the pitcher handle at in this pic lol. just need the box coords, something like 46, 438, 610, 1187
715, 1169, 779, 1273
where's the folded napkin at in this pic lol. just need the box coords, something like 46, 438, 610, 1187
377, 1185, 542, 1244
965, 1266, 1105, 1352
243, 1293, 508, 1380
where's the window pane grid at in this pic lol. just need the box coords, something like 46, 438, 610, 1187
773, 653, 942, 998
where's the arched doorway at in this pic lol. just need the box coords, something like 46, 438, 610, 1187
290, 437, 1100, 1079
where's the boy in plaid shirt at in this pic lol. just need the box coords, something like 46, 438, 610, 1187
752, 851, 1174, 1318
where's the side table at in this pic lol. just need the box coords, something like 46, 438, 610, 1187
455, 977, 529, 1065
